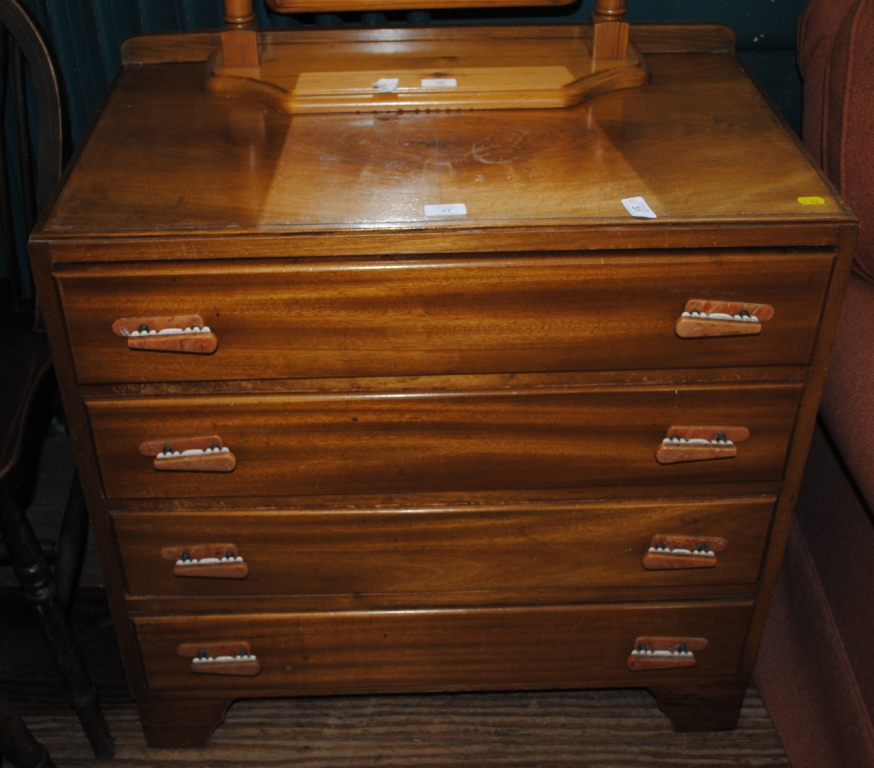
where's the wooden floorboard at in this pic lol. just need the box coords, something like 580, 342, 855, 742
10, 685, 791, 768
0, 430, 792, 767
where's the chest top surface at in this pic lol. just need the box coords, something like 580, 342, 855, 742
38, 28, 848, 246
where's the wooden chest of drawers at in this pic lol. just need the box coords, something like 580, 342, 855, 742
30, 23, 857, 747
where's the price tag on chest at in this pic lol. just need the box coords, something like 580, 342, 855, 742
421, 78, 458, 88
621, 196, 657, 219
425, 203, 467, 217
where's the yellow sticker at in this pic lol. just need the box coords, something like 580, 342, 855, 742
798, 196, 825, 205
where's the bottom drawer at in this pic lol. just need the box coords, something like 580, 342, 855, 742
133, 600, 753, 695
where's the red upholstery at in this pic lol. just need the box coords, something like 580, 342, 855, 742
756, 422, 874, 768
797, 0, 873, 281
754, 1, 874, 765
796, 0, 856, 167
802, 0, 874, 560
821, 0, 874, 282
822, 276, 874, 506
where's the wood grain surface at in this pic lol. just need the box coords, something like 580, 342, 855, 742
26, 24, 857, 746
12, 687, 792, 767
86, 382, 802, 500
132, 600, 753, 695
4, 463, 790, 767
207, 28, 648, 113
112, 496, 774, 600
57, 251, 832, 384
118, 25, 738, 67
10, 584, 782, 762
38, 45, 844, 241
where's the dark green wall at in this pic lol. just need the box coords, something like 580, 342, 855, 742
629, 1, 805, 131
22, 0, 805, 146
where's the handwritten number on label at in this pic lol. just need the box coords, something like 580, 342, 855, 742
424, 203, 467, 217
621, 196, 657, 219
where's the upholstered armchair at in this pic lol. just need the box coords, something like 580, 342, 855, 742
754, 1, 874, 766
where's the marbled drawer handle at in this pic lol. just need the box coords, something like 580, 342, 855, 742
160, 543, 249, 579
177, 641, 261, 676
655, 426, 749, 465
139, 435, 237, 472
675, 300, 774, 338
627, 637, 708, 671
642, 535, 728, 570
112, 314, 217, 354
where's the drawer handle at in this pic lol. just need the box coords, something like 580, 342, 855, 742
177, 641, 261, 676
627, 637, 708, 671
140, 435, 237, 472
655, 426, 749, 465
642, 535, 728, 570
160, 544, 249, 579
112, 314, 218, 354
675, 300, 774, 338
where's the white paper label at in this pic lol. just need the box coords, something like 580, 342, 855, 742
621, 196, 657, 219
425, 203, 467, 217
421, 78, 457, 88
372, 78, 399, 93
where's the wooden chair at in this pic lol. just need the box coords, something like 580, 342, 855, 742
0, 0, 113, 761
0, 693, 58, 768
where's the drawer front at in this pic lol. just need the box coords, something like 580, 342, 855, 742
115, 497, 774, 598
88, 384, 802, 500
133, 601, 753, 694
58, 252, 831, 384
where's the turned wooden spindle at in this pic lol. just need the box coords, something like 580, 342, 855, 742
592, 0, 629, 61
594, 0, 626, 18
225, 0, 256, 24
222, 0, 260, 69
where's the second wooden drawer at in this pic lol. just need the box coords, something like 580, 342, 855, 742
88, 382, 803, 499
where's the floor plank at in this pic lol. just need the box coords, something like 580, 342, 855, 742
12, 686, 790, 768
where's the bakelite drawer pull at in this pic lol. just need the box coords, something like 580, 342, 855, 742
160, 544, 249, 579
655, 426, 749, 465
140, 435, 237, 472
177, 641, 261, 676
627, 637, 708, 671
112, 314, 217, 354
642, 534, 728, 570
675, 300, 774, 339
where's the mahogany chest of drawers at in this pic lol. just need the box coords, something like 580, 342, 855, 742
30, 23, 857, 746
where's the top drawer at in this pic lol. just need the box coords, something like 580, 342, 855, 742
56, 251, 832, 384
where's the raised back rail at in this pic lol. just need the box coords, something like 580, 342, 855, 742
214, 0, 642, 112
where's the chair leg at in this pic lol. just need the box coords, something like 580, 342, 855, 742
0, 494, 115, 760
54, 468, 89, 614
0, 692, 58, 768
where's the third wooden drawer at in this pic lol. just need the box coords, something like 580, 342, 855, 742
113, 496, 774, 599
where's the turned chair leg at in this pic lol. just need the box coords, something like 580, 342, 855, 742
0, 493, 114, 759
53, 468, 89, 614
0, 692, 58, 768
